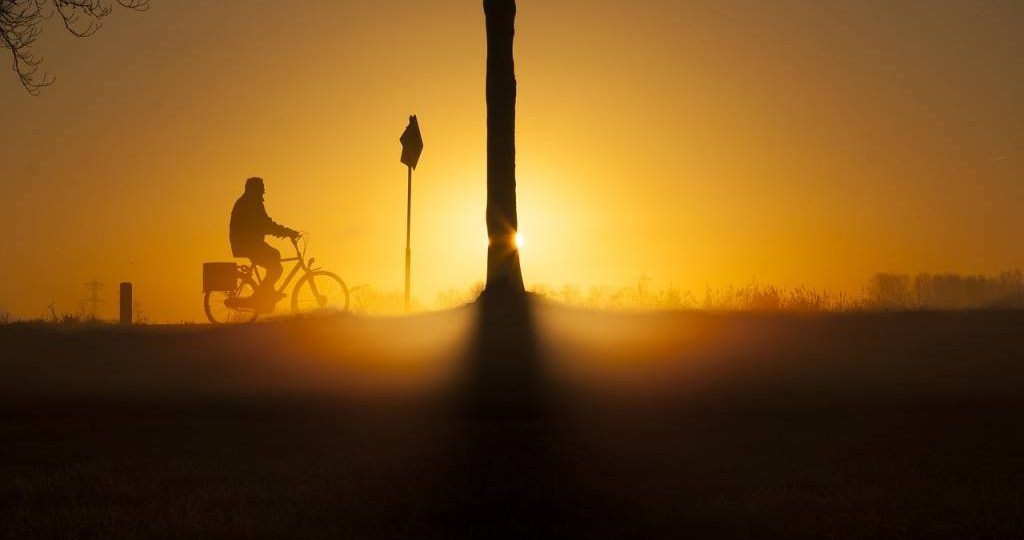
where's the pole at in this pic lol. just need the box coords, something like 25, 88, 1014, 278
405, 165, 412, 311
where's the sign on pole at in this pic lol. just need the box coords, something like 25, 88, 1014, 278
400, 115, 423, 310
400, 115, 424, 170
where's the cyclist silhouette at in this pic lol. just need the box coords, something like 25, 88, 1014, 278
230, 177, 299, 310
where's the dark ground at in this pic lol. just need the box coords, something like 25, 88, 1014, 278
1, 304, 1023, 538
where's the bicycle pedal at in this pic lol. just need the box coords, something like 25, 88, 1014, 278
225, 297, 255, 309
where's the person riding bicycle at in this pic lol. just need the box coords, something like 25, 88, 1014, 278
230, 177, 300, 311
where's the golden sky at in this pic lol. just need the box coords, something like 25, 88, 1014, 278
1, 0, 1022, 321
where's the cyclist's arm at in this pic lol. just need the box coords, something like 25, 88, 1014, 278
258, 201, 298, 238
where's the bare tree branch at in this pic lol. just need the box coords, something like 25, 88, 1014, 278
0, 0, 149, 94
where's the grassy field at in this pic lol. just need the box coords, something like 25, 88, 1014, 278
2, 303, 1023, 538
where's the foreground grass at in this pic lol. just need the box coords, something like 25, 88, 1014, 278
1, 306, 1023, 538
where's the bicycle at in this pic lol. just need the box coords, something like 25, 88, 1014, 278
204, 234, 349, 324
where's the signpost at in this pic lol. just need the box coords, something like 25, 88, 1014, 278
399, 115, 424, 311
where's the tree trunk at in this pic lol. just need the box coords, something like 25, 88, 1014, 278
484, 0, 525, 295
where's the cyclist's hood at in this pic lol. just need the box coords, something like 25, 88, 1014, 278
244, 177, 265, 198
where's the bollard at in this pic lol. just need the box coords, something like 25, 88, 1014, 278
119, 282, 132, 325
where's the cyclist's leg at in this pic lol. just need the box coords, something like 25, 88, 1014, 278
249, 243, 282, 297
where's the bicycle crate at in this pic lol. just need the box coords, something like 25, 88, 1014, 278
203, 262, 238, 293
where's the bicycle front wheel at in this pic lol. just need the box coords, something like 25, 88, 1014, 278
204, 276, 260, 324
292, 271, 350, 315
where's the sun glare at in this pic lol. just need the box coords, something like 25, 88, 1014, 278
484, 233, 524, 249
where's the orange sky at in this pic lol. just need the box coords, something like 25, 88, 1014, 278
1, 0, 1022, 321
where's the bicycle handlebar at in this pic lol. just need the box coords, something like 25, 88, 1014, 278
290, 231, 308, 259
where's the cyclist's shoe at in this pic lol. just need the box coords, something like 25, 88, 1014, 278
253, 291, 286, 314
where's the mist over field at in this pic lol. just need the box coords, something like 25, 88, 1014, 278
15, 269, 1023, 323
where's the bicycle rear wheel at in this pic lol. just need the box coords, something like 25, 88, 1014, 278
204, 276, 260, 324
292, 271, 349, 315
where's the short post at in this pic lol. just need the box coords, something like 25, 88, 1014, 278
119, 282, 132, 325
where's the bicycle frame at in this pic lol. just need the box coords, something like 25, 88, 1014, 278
246, 238, 320, 295
206, 234, 344, 324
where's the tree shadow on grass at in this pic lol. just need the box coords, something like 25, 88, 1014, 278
459, 291, 550, 419
434, 291, 570, 535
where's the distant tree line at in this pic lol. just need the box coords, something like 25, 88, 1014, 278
864, 271, 1024, 310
